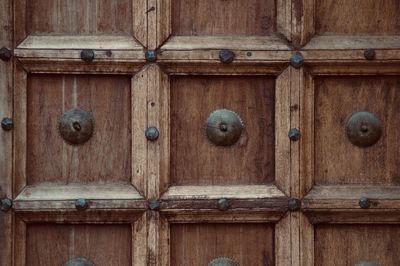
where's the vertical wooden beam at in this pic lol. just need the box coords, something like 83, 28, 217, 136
291, 0, 315, 47
0, 1, 13, 265
147, 0, 171, 50
275, 214, 291, 266
275, 68, 291, 196
277, 0, 293, 42
133, 213, 148, 266
133, 0, 148, 47
132, 68, 149, 196
14, 217, 26, 266
13, 64, 27, 196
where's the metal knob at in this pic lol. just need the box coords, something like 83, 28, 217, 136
346, 111, 382, 148
148, 199, 160, 210
64, 257, 95, 266
0, 47, 12, 61
81, 49, 95, 62
204, 109, 244, 146
217, 198, 230, 211
288, 128, 300, 141
145, 50, 157, 62
1, 117, 13, 131
290, 52, 304, 68
58, 108, 94, 145
359, 197, 371, 209
364, 49, 376, 60
288, 198, 301, 211
208, 257, 239, 266
1, 197, 12, 212
75, 198, 89, 211
219, 49, 235, 64
145, 127, 159, 141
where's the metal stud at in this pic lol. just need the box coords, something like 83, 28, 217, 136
145, 127, 159, 141
148, 199, 160, 210
217, 198, 230, 211
1, 117, 13, 131
58, 108, 94, 145
364, 49, 376, 60
288, 198, 301, 211
346, 111, 382, 148
204, 109, 244, 146
359, 197, 371, 209
75, 198, 89, 210
64, 257, 95, 266
219, 49, 235, 64
290, 52, 304, 68
0, 47, 12, 61
80, 49, 95, 62
208, 257, 239, 266
288, 128, 300, 141
1, 198, 12, 212
355, 261, 378, 266
145, 50, 157, 62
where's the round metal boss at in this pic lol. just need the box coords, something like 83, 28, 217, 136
64, 257, 95, 266
204, 109, 244, 146
59, 108, 94, 145
345, 111, 382, 148
208, 257, 239, 266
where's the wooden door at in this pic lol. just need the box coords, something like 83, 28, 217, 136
1, 1, 400, 266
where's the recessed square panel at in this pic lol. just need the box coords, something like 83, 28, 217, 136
170, 75, 275, 186
26, 224, 131, 266
172, 0, 276, 36
27, 74, 131, 184
315, 76, 400, 185
315, 224, 400, 266
26, 0, 132, 36
316, 0, 400, 35
170, 223, 275, 265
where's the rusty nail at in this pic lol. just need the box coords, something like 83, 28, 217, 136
0, 47, 12, 61
145, 50, 157, 62
1, 198, 12, 212
80, 49, 95, 62
75, 198, 89, 210
364, 48, 376, 60
359, 197, 371, 209
288, 128, 300, 141
219, 49, 235, 64
288, 198, 301, 211
217, 198, 230, 211
148, 199, 160, 210
145, 127, 159, 141
1, 117, 13, 131
290, 52, 304, 68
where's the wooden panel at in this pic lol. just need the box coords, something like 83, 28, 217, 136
170, 223, 275, 265
27, 74, 131, 184
26, 224, 131, 266
315, 0, 400, 35
315, 76, 400, 185
171, 0, 276, 36
315, 224, 400, 266
170, 76, 275, 186
26, 0, 133, 35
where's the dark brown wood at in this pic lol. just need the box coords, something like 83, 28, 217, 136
171, 0, 276, 36
170, 75, 275, 186
170, 223, 275, 265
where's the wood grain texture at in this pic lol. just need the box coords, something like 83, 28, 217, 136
172, 0, 276, 36
170, 75, 275, 186
316, 0, 400, 35
26, 224, 132, 266
315, 224, 400, 266
26, 74, 131, 185
170, 223, 275, 266
26, 0, 133, 35
315, 76, 400, 185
